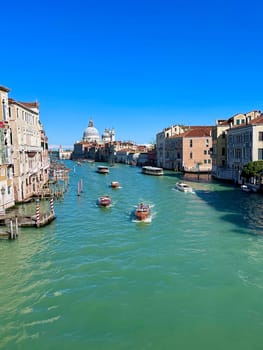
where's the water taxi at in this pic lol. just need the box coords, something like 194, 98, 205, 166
111, 181, 120, 188
98, 195, 111, 207
135, 203, 151, 221
97, 165, 109, 174
175, 182, 193, 193
142, 166, 163, 176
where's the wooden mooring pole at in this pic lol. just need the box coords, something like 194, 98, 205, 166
8, 218, 19, 239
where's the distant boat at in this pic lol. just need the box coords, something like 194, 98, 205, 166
97, 165, 109, 174
135, 203, 151, 221
142, 166, 163, 176
111, 181, 120, 189
175, 182, 193, 193
98, 195, 111, 207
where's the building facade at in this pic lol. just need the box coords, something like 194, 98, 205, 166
181, 127, 212, 172
156, 125, 212, 172
212, 110, 262, 183
0, 85, 14, 212
156, 125, 188, 168
58, 145, 72, 160
8, 96, 50, 202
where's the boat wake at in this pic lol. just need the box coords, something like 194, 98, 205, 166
132, 215, 152, 223
172, 187, 195, 194
96, 202, 113, 208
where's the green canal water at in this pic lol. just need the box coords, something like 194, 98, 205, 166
1, 161, 263, 350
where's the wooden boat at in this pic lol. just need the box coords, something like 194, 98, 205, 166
111, 181, 120, 188
175, 182, 193, 192
97, 165, 109, 174
98, 195, 111, 207
142, 166, 163, 176
135, 203, 150, 221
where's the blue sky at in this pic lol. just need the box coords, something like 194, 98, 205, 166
1, 0, 263, 147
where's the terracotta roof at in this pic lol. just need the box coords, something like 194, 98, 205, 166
217, 119, 229, 126
0, 85, 10, 93
183, 127, 212, 137
8, 98, 39, 111
171, 126, 212, 138
19, 101, 39, 108
251, 114, 263, 124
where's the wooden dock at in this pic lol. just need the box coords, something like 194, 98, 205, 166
0, 210, 56, 239
0, 161, 68, 238
19, 211, 56, 227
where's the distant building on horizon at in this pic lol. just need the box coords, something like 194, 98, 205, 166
72, 119, 115, 160
58, 145, 72, 160
71, 119, 154, 165
82, 119, 115, 143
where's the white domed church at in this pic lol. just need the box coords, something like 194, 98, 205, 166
72, 119, 116, 160
82, 120, 100, 143
82, 120, 115, 143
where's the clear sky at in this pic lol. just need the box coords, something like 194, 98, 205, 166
1, 0, 263, 148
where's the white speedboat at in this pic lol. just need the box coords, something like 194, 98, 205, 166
175, 182, 193, 192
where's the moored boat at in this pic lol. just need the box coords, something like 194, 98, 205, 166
142, 166, 163, 176
241, 184, 258, 193
97, 165, 109, 174
241, 184, 251, 193
111, 181, 120, 188
135, 203, 150, 221
175, 182, 193, 192
98, 195, 111, 207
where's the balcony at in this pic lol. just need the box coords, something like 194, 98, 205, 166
19, 145, 42, 153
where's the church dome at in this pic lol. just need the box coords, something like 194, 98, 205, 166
102, 129, 110, 138
83, 120, 100, 142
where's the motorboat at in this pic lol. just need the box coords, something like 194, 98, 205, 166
98, 195, 111, 207
111, 181, 120, 188
97, 165, 109, 174
175, 182, 193, 192
241, 184, 258, 193
241, 184, 251, 193
135, 203, 151, 221
142, 166, 163, 176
